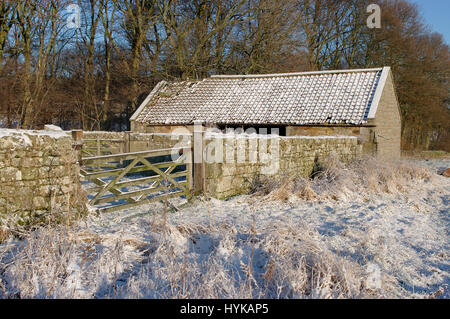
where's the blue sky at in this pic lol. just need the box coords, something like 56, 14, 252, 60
409, 0, 450, 44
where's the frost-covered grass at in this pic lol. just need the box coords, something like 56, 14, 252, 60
253, 155, 435, 202
0, 215, 369, 299
0, 157, 449, 299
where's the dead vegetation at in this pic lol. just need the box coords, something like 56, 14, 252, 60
252, 155, 435, 203
0, 228, 9, 244
0, 217, 381, 299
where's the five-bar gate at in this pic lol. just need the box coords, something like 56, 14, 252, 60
79, 147, 193, 213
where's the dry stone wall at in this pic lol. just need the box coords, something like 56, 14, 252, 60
0, 129, 86, 227
81, 131, 125, 140
373, 72, 402, 159
204, 135, 360, 199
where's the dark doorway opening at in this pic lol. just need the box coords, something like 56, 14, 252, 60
217, 125, 286, 136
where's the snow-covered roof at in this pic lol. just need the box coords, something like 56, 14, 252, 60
132, 67, 391, 126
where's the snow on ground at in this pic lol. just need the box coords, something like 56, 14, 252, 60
0, 159, 449, 299
409, 157, 449, 175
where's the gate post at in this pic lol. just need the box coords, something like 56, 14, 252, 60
72, 130, 83, 165
184, 146, 194, 200
124, 131, 131, 153
193, 121, 205, 195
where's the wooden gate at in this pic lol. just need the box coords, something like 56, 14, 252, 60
80, 147, 192, 213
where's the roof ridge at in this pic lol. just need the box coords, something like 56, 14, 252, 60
210, 67, 384, 79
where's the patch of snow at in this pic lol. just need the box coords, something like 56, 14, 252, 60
44, 124, 63, 131
0, 128, 70, 151
0, 128, 69, 139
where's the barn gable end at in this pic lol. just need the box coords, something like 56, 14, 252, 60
372, 69, 402, 159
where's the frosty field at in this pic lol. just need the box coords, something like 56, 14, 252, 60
0, 157, 449, 299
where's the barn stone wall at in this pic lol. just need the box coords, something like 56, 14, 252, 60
286, 126, 362, 136
286, 126, 377, 156
0, 129, 86, 228
130, 124, 379, 157
373, 71, 402, 159
131, 121, 194, 134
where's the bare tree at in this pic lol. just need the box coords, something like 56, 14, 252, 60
158, 0, 248, 79
108, 0, 158, 116
14, 0, 68, 128
0, 0, 17, 74
99, 0, 118, 123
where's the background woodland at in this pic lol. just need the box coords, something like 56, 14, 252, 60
0, 0, 448, 151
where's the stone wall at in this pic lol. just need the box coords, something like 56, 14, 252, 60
82, 131, 125, 140
373, 71, 402, 159
286, 125, 377, 156
0, 129, 86, 227
129, 132, 192, 152
203, 134, 360, 199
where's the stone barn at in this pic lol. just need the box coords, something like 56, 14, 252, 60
130, 67, 401, 158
